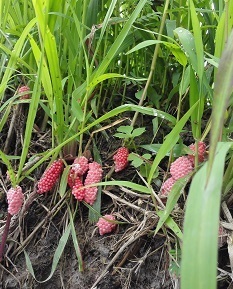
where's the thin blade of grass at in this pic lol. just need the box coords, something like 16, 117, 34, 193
0, 18, 37, 99
189, 0, 204, 80
94, 0, 147, 79
68, 209, 84, 272
154, 175, 191, 236
0, 150, 16, 187
24, 224, 71, 282
181, 142, 232, 289
208, 30, 233, 178
147, 101, 198, 185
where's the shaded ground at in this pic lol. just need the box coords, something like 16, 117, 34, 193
0, 178, 174, 289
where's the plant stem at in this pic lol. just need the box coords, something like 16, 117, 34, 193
0, 213, 12, 262
131, 0, 170, 127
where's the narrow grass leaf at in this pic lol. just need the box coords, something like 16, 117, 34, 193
189, 0, 204, 80
25, 224, 71, 282
154, 176, 190, 236
0, 150, 16, 187
181, 142, 232, 289
68, 209, 84, 272
90, 181, 150, 194
0, 18, 37, 99
16, 58, 43, 180
157, 211, 183, 240
94, 0, 147, 78
126, 39, 187, 66
147, 101, 198, 185
208, 30, 233, 178
59, 166, 70, 198
88, 143, 102, 222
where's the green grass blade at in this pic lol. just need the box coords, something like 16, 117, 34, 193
189, 0, 204, 80
147, 101, 199, 185
208, 30, 233, 178
25, 224, 71, 282
17, 59, 43, 180
94, 0, 147, 79
92, 181, 151, 194
154, 176, 190, 236
0, 150, 16, 187
181, 142, 232, 289
0, 18, 37, 99
157, 211, 183, 240
68, 209, 84, 272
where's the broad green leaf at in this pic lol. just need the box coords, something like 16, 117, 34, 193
174, 27, 197, 72
131, 127, 146, 137
116, 125, 133, 135
181, 142, 232, 289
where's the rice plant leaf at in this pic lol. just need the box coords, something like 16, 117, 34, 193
154, 176, 190, 236
16, 66, 42, 179
0, 150, 16, 187
94, 0, 147, 78
86, 73, 127, 91
59, 166, 70, 198
157, 211, 183, 240
208, 30, 233, 178
126, 39, 187, 66
174, 27, 197, 72
0, 18, 37, 99
87, 181, 151, 194
147, 101, 198, 185
68, 209, 84, 272
189, 0, 204, 80
181, 142, 232, 289
25, 224, 71, 282
29, 35, 53, 108
189, 66, 200, 138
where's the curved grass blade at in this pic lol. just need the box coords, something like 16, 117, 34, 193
0, 18, 37, 99
154, 175, 191, 236
24, 224, 71, 282
0, 150, 16, 187
147, 101, 198, 185
181, 142, 232, 289
208, 30, 233, 179
68, 209, 84, 272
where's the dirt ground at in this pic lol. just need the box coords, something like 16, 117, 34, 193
0, 181, 175, 289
